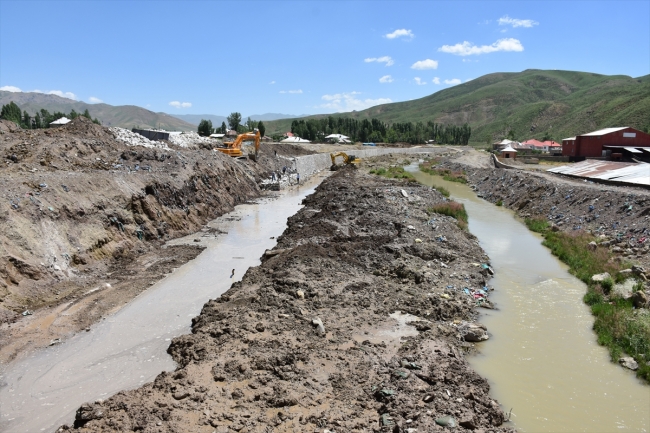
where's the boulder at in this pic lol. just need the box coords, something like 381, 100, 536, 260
460, 323, 489, 342
591, 272, 611, 283
587, 241, 598, 251
631, 290, 648, 309
619, 357, 639, 371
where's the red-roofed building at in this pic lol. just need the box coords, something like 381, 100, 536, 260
284, 132, 294, 138
562, 127, 650, 158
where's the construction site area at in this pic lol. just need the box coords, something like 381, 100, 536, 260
1, 118, 649, 433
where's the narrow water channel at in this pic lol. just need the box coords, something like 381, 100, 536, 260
0, 174, 327, 433
408, 165, 650, 433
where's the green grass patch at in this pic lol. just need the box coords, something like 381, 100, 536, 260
419, 162, 468, 184
496, 199, 503, 207
523, 217, 650, 382
369, 166, 416, 182
434, 186, 450, 197
428, 201, 468, 230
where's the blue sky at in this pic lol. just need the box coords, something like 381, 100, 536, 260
1, 0, 649, 117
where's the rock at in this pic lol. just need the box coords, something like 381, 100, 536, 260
254, 322, 265, 332
612, 246, 622, 253
619, 357, 639, 371
587, 241, 598, 251
459, 413, 478, 430
296, 290, 305, 299
435, 415, 457, 428
619, 269, 633, 275
401, 189, 408, 198
631, 290, 648, 308
591, 272, 611, 283
632, 265, 646, 275
173, 391, 190, 400
312, 317, 325, 334
460, 323, 489, 342
74, 403, 104, 427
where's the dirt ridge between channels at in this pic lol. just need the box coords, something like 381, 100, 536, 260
59, 166, 514, 433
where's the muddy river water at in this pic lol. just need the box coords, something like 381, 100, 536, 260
409, 165, 649, 433
0, 175, 326, 433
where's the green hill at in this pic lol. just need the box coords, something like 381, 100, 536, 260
265, 70, 650, 144
0, 91, 196, 131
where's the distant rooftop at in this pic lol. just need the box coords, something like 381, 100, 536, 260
581, 127, 628, 137
50, 117, 71, 125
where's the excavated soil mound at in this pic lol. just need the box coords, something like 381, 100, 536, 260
59, 167, 513, 433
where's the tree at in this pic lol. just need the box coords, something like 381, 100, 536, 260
220, 121, 227, 134
257, 120, 265, 137
198, 119, 213, 136
0, 101, 22, 123
245, 117, 256, 131
227, 112, 241, 131
83, 109, 91, 119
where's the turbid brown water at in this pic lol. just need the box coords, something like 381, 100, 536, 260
0, 175, 326, 433
409, 165, 650, 433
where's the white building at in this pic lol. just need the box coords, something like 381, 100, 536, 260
325, 133, 351, 144
49, 117, 71, 127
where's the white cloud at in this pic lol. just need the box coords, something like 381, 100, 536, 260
414, 77, 426, 85
46, 90, 78, 100
379, 75, 394, 83
319, 92, 391, 112
498, 15, 538, 28
279, 89, 303, 94
88, 96, 103, 104
385, 29, 414, 40
411, 59, 439, 70
438, 38, 524, 56
462, 58, 479, 63
269, 80, 276, 84
444, 78, 462, 85
364, 56, 394, 66
0, 85, 21, 92
169, 101, 192, 108
432, 77, 441, 85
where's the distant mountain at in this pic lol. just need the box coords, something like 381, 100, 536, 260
0, 91, 196, 131
265, 69, 650, 143
245, 113, 306, 121
167, 114, 228, 126
168, 112, 305, 126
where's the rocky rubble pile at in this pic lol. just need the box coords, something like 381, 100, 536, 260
109, 127, 170, 149
60, 167, 513, 432
168, 131, 217, 148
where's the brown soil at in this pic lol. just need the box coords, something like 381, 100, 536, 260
59, 166, 514, 433
0, 118, 290, 363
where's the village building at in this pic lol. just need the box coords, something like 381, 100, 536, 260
325, 133, 351, 144
500, 145, 517, 159
49, 117, 71, 127
562, 127, 650, 159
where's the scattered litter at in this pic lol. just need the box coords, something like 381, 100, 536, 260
22, 310, 33, 316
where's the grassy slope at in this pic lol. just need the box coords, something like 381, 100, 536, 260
0, 91, 197, 131
265, 70, 650, 144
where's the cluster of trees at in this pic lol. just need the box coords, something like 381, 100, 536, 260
289, 116, 471, 145
197, 112, 266, 138
0, 101, 101, 129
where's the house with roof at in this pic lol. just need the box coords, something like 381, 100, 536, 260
500, 145, 517, 159
49, 117, 71, 127
325, 133, 351, 144
492, 139, 519, 151
280, 136, 310, 144
562, 127, 650, 159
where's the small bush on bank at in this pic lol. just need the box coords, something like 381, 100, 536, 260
428, 201, 468, 230
496, 199, 503, 206
435, 186, 450, 197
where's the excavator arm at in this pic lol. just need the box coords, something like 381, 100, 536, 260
218, 130, 260, 159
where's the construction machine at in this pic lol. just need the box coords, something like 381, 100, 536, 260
330, 152, 361, 171
217, 129, 260, 160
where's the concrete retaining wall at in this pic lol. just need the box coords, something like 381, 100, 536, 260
295, 147, 436, 178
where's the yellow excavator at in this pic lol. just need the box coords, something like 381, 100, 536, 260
218, 129, 260, 160
330, 152, 361, 170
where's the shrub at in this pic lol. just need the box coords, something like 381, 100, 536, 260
428, 201, 468, 230
496, 199, 503, 207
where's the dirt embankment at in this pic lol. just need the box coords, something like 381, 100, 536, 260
0, 117, 301, 363
444, 154, 650, 275
59, 166, 514, 433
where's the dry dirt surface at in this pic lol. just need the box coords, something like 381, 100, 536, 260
0, 118, 302, 363
59, 166, 514, 433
